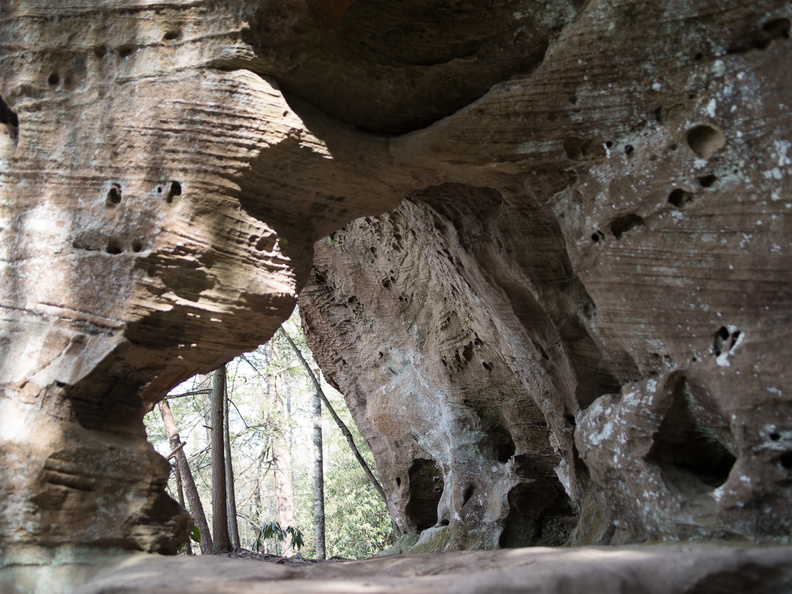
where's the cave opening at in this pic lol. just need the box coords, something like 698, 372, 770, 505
477, 422, 516, 464
404, 458, 444, 531
647, 376, 736, 495
499, 479, 577, 548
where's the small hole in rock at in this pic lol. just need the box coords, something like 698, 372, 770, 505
132, 240, 143, 253
166, 181, 181, 203
694, 52, 704, 61
699, 174, 718, 188
405, 459, 443, 531
624, 144, 634, 155
482, 361, 493, 371
610, 213, 645, 239
48, 73, 59, 86
605, 140, 613, 148
462, 343, 474, 362
163, 29, 181, 41
315, 273, 326, 284
780, 452, 792, 470
649, 377, 736, 492
751, 38, 772, 51
0, 96, 19, 144
117, 45, 135, 58
668, 188, 694, 208
439, 518, 450, 526
770, 432, 781, 441
563, 137, 606, 161
763, 18, 790, 39
106, 239, 123, 255
713, 326, 733, 356
396, 477, 401, 487
686, 124, 726, 159
462, 485, 475, 507
106, 184, 122, 206
255, 235, 276, 252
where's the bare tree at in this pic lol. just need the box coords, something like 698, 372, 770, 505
172, 462, 192, 554
267, 342, 296, 556
312, 382, 326, 559
278, 329, 388, 505
211, 365, 232, 553
224, 385, 240, 549
158, 399, 213, 555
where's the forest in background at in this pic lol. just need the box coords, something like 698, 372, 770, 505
144, 309, 395, 559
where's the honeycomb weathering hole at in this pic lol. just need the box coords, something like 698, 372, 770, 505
405, 458, 443, 531
648, 376, 736, 495
610, 213, 645, 239
686, 124, 725, 159
668, 189, 694, 208
106, 184, 122, 206
166, 181, 182, 203
499, 479, 576, 548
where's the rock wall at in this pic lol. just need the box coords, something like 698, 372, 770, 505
0, 0, 407, 585
0, 0, 790, 588
299, 0, 792, 551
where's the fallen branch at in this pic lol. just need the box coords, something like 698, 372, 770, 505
166, 441, 187, 460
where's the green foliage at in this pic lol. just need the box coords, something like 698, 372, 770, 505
145, 307, 394, 559
255, 520, 304, 553
190, 526, 201, 543
324, 452, 395, 558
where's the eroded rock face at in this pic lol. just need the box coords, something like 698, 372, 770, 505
1, 0, 791, 587
0, 0, 406, 573
300, 0, 792, 550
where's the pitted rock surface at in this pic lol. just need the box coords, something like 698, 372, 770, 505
0, 0, 790, 591
299, 0, 792, 550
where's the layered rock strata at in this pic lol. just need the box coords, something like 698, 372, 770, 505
0, 0, 790, 589
300, 0, 792, 550
0, 0, 407, 576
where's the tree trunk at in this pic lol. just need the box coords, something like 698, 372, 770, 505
278, 329, 389, 506
158, 399, 213, 555
224, 386, 240, 550
172, 461, 192, 555
211, 365, 232, 553
312, 384, 326, 560
267, 343, 296, 556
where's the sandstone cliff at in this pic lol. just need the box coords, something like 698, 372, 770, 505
299, 0, 792, 551
0, 0, 790, 590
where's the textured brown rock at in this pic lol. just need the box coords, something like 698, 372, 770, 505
0, 0, 404, 579
1, 0, 791, 590
299, 0, 792, 551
